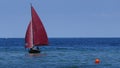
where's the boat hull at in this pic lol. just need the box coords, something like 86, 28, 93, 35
29, 50, 40, 53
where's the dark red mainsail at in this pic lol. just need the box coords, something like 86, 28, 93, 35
25, 5, 48, 48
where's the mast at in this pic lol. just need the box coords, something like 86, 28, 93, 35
25, 4, 34, 48
31, 4, 34, 47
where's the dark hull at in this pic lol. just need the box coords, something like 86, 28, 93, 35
29, 50, 40, 53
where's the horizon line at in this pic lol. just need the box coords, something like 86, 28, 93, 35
1, 37, 120, 39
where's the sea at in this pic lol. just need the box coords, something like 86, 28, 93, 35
0, 38, 120, 68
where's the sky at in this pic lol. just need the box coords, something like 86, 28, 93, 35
0, 0, 120, 38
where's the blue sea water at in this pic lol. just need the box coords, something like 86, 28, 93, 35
0, 38, 120, 68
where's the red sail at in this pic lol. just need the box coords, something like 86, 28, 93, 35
31, 6, 48, 46
25, 21, 33, 48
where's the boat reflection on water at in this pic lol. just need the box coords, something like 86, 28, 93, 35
25, 53, 47, 57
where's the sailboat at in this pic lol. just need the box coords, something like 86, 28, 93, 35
25, 5, 48, 53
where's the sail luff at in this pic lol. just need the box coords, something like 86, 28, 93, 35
30, 20, 33, 47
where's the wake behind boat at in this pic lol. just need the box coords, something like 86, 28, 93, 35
25, 5, 48, 53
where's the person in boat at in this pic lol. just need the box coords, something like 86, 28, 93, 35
36, 47, 39, 50
29, 48, 33, 52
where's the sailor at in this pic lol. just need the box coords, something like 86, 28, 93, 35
30, 47, 34, 51
36, 47, 39, 50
